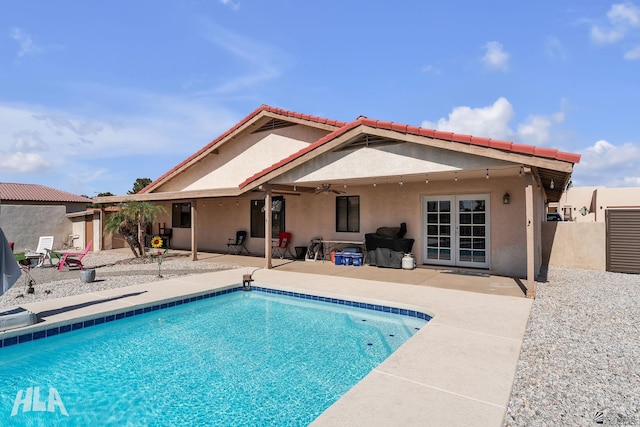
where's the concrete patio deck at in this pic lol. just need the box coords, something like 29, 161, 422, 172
1, 252, 533, 426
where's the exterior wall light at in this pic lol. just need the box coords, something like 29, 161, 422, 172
503, 192, 510, 204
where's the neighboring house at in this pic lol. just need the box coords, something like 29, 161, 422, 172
552, 185, 640, 222
544, 186, 640, 274
95, 105, 581, 296
0, 182, 92, 252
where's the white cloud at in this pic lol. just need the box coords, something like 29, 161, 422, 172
422, 97, 514, 140
608, 3, 640, 26
0, 91, 239, 194
220, 0, 240, 10
590, 26, 624, 44
10, 27, 40, 57
421, 97, 567, 147
574, 139, 640, 187
0, 152, 51, 173
624, 44, 640, 58
482, 41, 510, 71
545, 36, 569, 61
421, 65, 441, 74
198, 20, 292, 94
590, 2, 640, 46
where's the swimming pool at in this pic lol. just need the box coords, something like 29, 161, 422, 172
0, 287, 430, 426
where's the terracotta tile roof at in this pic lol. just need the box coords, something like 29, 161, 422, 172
240, 116, 582, 189
0, 182, 92, 203
139, 105, 346, 194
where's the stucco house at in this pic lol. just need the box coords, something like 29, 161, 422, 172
0, 182, 93, 251
95, 105, 581, 296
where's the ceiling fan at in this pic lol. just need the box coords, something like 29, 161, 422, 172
314, 183, 345, 195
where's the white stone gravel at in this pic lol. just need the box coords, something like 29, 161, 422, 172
504, 267, 640, 427
0, 252, 240, 310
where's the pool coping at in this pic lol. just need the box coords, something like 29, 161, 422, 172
0, 267, 532, 426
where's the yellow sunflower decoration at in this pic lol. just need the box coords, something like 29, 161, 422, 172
151, 236, 163, 248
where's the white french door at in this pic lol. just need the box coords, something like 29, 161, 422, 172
422, 194, 490, 268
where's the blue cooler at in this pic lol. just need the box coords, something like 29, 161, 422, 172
341, 253, 353, 265
352, 253, 363, 266
334, 252, 343, 265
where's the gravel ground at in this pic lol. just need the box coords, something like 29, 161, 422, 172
504, 267, 640, 427
0, 251, 240, 310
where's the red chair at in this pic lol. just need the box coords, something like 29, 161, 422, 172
272, 232, 293, 259
58, 241, 93, 271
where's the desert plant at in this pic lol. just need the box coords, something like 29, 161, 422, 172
104, 201, 166, 257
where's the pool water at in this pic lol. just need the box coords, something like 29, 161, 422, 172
0, 289, 427, 426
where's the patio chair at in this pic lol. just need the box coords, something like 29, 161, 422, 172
24, 236, 55, 268
227, 230, 250, 255
272, 232, 294, 259
57, 241, 93, 271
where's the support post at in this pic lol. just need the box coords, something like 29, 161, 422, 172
264, 186, 273, 269
191, 200, 198, 261
525, 173, 536, 298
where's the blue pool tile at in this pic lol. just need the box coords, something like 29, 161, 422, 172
3, 337, 17, 347
33, 330, 46, 340
125, 311, 134, 318
83, 319, 95, 328
115, 313, 125, 320
106, 315, 116, 322
18, 334, 32, 343
47, 328, 60, 337
72, 322, 83, 331
95, 317, 105, 325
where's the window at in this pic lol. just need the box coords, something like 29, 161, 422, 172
172, 203, 191, 228
336, 196, 359, 232
250, 197, 285, 238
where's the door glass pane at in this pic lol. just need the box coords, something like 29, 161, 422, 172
440, 249, 451, 260
427, 201, 438, 212
459, 213, 471, 224
439, 201, 451, 212
427, 237, 439, 246
439, 225, 450, 235
427, 214, 438, 224
427, 248, 439, 259
440, 214, 450, 224
473, 200, 486, 212
428, 225, 438, 235
460, 238, 472, 249
459, 250, 471, 262
472, 239, 485, 249
473, 226, 485, 237
440, 237, 450, 248
473, 251, 486, 262
473, 213, 485, 224
459, 226, 471, 237
459, 200, 474, 212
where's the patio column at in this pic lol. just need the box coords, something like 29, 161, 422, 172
191, 200, 198, 261
525, 173, 536, 298
264, 185, 273, 269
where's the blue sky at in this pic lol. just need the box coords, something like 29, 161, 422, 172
1, 1, 639, 196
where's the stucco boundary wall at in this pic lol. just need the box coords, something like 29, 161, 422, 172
542, 222, 605, 270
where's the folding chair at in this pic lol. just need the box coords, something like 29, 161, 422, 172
272, 232, 294, 259
58, 241, 93, 271
227, 231, 250, 255
24, 236, 55, 268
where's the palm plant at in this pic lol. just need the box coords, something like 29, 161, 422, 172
104, 201, 166, 258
